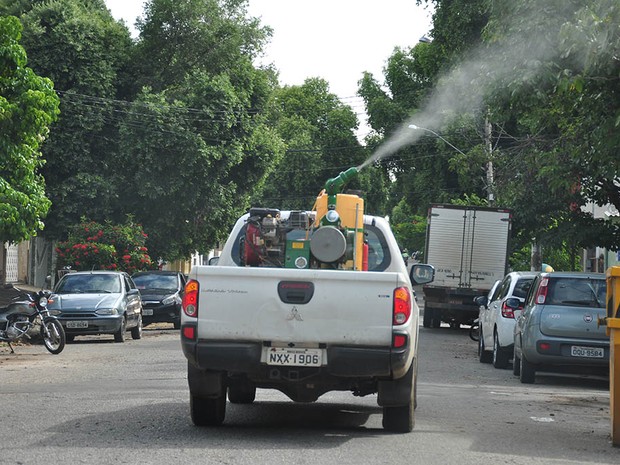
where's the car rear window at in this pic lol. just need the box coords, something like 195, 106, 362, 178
546, 277, 606, 308
512, 278, 534, 299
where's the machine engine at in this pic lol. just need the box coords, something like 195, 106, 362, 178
240, 168, 368, 270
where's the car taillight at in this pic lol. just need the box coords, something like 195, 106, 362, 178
393, 287, 412, 325
501, 301, 515, 318
183, 279, 199, 317
393, 333, 408, 348
535, 277, 549, 304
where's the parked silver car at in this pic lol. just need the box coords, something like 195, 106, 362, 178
476, 271, 537, 368
511, 271, 608, 383
49, 271, 143, 343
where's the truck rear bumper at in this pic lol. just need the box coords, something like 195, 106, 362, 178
181, 339, 409, 379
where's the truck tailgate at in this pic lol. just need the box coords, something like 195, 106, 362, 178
191, 266, 405, 346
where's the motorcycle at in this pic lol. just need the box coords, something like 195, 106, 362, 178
0, 287, 66, 354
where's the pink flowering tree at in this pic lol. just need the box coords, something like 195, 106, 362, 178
55, 217, 153, 273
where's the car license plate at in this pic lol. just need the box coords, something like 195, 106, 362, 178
67, 321, 88, 329
143, 309, 153, 316
265, 347, 322, 367
570, 346, 604, 358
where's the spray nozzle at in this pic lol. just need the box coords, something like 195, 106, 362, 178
324, 167, 358, 196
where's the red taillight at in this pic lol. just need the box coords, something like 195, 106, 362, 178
393, 287, 412, 325
501, 301, 515, 319
535, 277, 549, 304
182, 325, 196, 341
539, 342, 551, 352
393, 333, 408, 348
183, 279, 199, 317
501, 299, 523, 319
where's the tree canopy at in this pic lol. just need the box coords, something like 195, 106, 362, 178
0, 15, 59, 244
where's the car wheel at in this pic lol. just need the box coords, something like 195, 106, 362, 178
512, 345, 521, 376
190, 393, 227, 426
173, 320, 181, 330
114, 316, 126, 343
131, 315, 143, 340
519, 354, 536, 384
492, 331, 509, 369
478, 329, 492, 363
228, 385, 257, 404
422, 306, 433, 328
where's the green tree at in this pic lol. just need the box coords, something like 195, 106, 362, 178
0, 15, 59, 245
9, 0, 134, 239
254, 78, 375, 212
115, 0, 283, 260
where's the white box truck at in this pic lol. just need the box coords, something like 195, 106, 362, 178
422, 204, 512, 329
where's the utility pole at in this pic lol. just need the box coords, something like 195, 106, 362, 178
485, 111, 494, 205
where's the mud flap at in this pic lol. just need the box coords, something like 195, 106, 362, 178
376, 361, 414, 407
187, 362, 225, 398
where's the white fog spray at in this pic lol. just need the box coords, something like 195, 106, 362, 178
357, 1, 602, 171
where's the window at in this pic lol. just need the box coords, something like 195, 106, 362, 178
513, 278, 534, 299
546, 278, 606, 308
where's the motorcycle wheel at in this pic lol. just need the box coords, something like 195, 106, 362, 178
41, 317, 66, 354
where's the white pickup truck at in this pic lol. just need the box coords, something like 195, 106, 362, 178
181, 199, 434, 432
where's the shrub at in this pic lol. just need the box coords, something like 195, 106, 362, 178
56, 218, 153, 273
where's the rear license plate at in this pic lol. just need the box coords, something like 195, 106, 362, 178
67, 321, 88, 329
265, 347, 322, 367
143, 309, 153, 316
570, 346, 604, 358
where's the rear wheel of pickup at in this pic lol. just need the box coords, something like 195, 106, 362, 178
228, 385, 256, 404
190, 392, 226, 426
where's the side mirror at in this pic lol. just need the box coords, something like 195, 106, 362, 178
504, 297, 521, 309
410, 264, 435, 285
474, 295, 488, 306
208, 256, 220, 266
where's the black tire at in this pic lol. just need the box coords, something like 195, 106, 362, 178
114, 316, 127, 343
383, 397, 414, 433
41, 317, 65, 354
228, 385, 256, 404
173, 320, 181, 330
431, 311, 442, 328
519, 354, 536, 384
422, 306, 433, 328
190, 393, 227, 426
492, 331, 510, 369
478, 330, 492, 363
131, 315, 143, 340
469, 323, 480, 342
512, 346, 521, 376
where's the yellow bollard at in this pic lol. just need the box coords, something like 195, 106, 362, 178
606, 266, 620, 446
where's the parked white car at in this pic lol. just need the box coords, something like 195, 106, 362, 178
476, 271, 538, 368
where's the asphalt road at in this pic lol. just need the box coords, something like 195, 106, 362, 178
0, 321, 617, 465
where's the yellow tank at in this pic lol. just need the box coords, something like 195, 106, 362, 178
314, 191, 364, 270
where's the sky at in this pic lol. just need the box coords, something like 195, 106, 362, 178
104, 0, 433, 138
